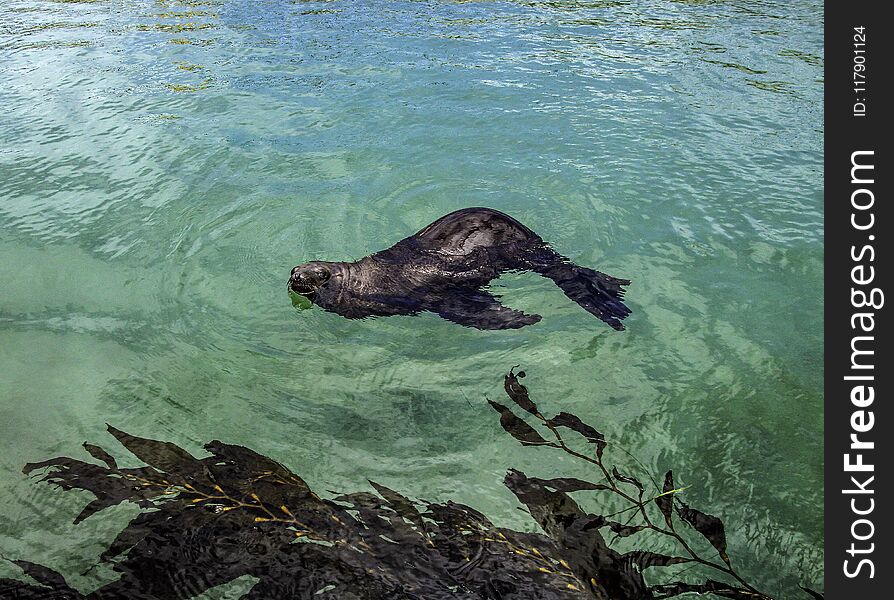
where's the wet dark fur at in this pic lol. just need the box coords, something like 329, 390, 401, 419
289, 207, 631, 330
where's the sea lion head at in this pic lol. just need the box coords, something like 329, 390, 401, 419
288, 261, 334, 301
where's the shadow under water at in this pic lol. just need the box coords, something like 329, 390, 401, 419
1, 370, 821, 600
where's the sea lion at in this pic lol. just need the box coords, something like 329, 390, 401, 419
288, 207, 631, 330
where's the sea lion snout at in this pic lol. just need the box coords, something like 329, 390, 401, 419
288, 262, 333, 297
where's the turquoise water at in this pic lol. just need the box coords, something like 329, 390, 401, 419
1, 0, 822, 596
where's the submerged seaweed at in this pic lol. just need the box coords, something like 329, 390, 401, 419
2, 371, 821, 600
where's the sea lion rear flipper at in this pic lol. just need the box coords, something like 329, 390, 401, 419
538, 262, 631, 331
433, 290, 541, 330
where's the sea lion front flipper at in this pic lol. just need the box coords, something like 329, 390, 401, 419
433, 289, 541, 330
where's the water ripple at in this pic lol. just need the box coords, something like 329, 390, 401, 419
1, 0, 822, 596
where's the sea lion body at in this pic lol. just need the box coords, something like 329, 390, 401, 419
290, 208, 631, 330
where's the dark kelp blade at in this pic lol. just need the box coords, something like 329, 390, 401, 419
83, 443, 118, 470
504, 368, 539, 416
528, 477, 610, 493
74, 497, 119, 525
106, 425, 201, 480
677, 501, 730, 566
22, 456, 109, 479
331, 491, 385, 509
622, 551, 690, 570
424, 500, 494, 531
580, 515, 646, 538
369, 480, 426, 533
21, 455, 166, 525
545, 412, 606, 458
609, 522, 648, 538
655, 470, 674, 526
488, 400, 552, 446
11, 561, 73, 592
503, 469, 589, 544
202, 440, 313, 508
0, 579, 83, 599
611, 466, 644, 494
204, 440, 306, 487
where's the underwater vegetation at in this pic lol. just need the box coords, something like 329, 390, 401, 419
1, 370, 820, 600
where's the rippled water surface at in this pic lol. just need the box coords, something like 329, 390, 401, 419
1, 0, 822, 596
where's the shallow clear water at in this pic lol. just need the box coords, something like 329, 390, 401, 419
0, 0, 822, 596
